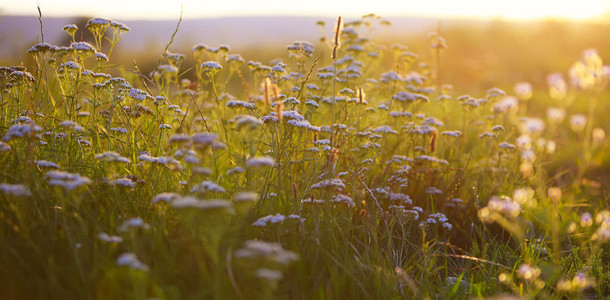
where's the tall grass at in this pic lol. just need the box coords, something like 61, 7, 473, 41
0, 13, 608, 299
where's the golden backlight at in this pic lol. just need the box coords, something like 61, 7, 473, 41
2, 0, 609, 20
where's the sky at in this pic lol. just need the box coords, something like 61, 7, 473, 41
1, 0, 609, 21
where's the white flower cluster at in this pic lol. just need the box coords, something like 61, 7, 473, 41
373, 125, 397, 134
116, 252, 149, 271
592, 210, 610, 243
246, 156, 276, 167
170, 197, 233, 212
310, 178, 345, 191
98, 232, 123, 243
331, 194, 355, 207
3, 123, 43, 141
46, 170, 92, 192
226, 100, 256, 109
0, 183, 31, 197
95, 151, 131, 164
425, 212, 453, 230
118, 217, 150, 231
387, 205, 420, 221
234, 240, 299, 266
35, 160, 60, 169
151, 192, 180, 203
109, 178, 135, 188
190, 180, 226, 194
138, 154, 181, 168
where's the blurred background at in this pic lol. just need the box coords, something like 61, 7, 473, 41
2, 0, 610, 93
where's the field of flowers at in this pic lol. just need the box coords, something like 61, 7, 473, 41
0, 14, 609, 299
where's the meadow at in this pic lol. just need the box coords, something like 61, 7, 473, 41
0, 13, 609, 299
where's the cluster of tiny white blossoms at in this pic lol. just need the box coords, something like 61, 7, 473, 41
116, 252, 149, 271
478, 195, 521, 223
45, 171, 92, 192
424, 212, 453, 230
0, 183, 31, 197
252, 213, 305, 227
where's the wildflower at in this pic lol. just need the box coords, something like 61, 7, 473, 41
479, 132, 496, 139
98, 232, 123, 243
422, 117, 443, 127
86, 17, 111, 28
512, 187, 535, 207
58, 120, 85, 132
35, 160, 60, 169
0, 142, 10, 152
109, 178, 136, 188
110, 127, 128, 134
441, 130, 461, 137
515, 135, 533, 150
159, 124, 172, 130
301, 197, 325, 204
547, 73, 568, 100
61, 61, 81, 70
27, 42, 57, 54
118, 217, 150, 231
519, 118, 545, 136
246, 156, 276, 167
164, 51, 185, 64
201, 61, 222, 74
190, 133, 218, 150
128, 88, 152, 101
481, 195, 521, 219
138, 154, 181, 169
580, 212, 593, 227
226, 100, 256, 109
234, 240, 299, 266
392, 91, 428, 103
445, 198, 465, 209
171, 197, 233, 212
569, 48, 605, 90
256, 268, 284, 282
493, 96, 519, 113
425, 213, 452, 230
592, 127, 606, 145
227, 167, 245, 175
380, 71, 403, 83
516, 263, 541, 281
514, 82, 532, 101
227, 54, 245, 63
70, 42, 96, 53
116, 252, 149, 271
151, 192, 180, 203
558, 272, 596, 292
253, 213, 286, 226
332, 194, 355, 207
109, 20, 130, 32
305, 100, 319, 108
0, 183, 31, 197
287, 119, 312, 128
570, 114, 587, 132
287, 41, 315, 58
373, 125, 397, 134
95, 151, 131, 164
425, 187, 442, 195
190, 180, 226, 194
310, 178, 345, 191
46, 170, 92, 192
3, 123, 43, 141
